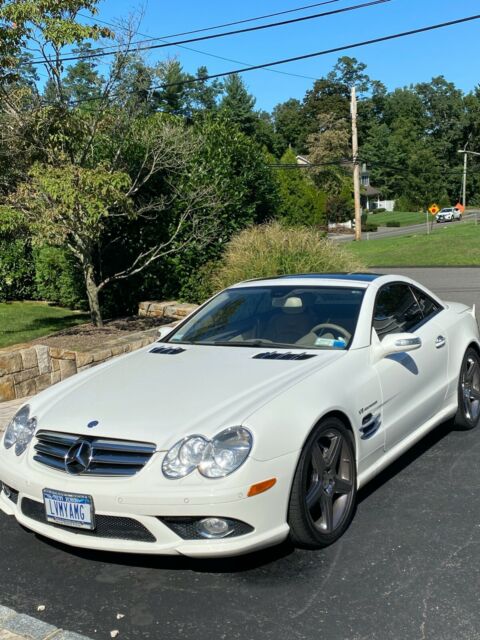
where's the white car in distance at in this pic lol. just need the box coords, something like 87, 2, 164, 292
1, 273, 479, 557
436, 207, 462, 223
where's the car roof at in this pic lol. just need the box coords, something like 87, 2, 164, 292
231, 273, 383, 289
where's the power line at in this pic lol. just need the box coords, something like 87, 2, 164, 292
77, 12, 319, 82
146, 13, 480, 91
26, 13, 480, 110
29, 0, 391, 66
76, 0, 344, 56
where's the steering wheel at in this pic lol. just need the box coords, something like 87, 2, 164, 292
309, 323, 352, 343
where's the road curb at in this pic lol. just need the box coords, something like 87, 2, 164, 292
0, 605, 92, 640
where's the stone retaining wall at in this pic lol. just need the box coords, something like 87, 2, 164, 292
138, 300, 198, 320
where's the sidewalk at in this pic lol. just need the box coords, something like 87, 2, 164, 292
0, 605, 91, 640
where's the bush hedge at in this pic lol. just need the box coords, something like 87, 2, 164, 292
0, 239, 36, 302
205, 222, 365, 296
34, 246, 86, 309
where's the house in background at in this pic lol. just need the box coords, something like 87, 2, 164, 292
361, 164, 395, 211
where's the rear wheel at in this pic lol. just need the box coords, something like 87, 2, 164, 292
454, 347, 480, 430
288, 418, 357, 548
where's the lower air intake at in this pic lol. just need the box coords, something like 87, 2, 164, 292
21, 498, 156, 542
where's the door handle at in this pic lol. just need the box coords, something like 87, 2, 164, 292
435, 335, 446, 349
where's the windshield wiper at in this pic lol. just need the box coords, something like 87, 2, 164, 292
211, 339, 299, 349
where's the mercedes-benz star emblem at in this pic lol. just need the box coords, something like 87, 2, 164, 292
65, 440, 93, 475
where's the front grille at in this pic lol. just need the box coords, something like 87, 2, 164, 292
253, 351, 316, 361
33, 430, 156, 477
21, 498, 156, 542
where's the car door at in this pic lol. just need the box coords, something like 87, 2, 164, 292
372, 282, 448, 451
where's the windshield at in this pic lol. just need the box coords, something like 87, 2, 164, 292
440, 208, 453, 213
167, 285, 365, 350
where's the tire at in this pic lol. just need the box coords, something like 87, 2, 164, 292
288, 418, 357, 549
454, 347, 480, 430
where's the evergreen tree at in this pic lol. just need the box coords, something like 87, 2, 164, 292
63, 43, 103, 103
273, 98, 308, 154
220, 74, 257, 137
189, 66, 223, 112
276, 148, 326, 226
152, 59, 191, 115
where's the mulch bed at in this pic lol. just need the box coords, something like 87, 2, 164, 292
31, 316, 171, 351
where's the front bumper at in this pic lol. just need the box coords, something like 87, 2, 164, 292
0, 450, 295, 557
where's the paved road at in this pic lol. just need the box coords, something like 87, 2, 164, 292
331, 211, 479, 242
1, 268, 480, 640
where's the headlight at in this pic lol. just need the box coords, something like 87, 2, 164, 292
162, 427, 252, 479
3, 405, 37, 456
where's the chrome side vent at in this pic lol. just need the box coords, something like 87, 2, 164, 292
150, 346, 186, 355
360, 413, 381, 440
33, 431, 156, 477
252, 351, 316, 361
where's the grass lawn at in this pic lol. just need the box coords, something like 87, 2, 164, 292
0, 302, 89, 349
347, 220, 480, 267
366, 211, 429, 227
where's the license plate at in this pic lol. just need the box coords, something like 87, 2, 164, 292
43, 489, 95, 530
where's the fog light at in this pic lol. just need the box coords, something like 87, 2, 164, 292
2, 484, 11, 499
196, 517, 234, 539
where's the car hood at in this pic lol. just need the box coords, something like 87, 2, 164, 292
32, 344, 345, 448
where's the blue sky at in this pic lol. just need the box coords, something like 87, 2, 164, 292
91, 0, 480, 111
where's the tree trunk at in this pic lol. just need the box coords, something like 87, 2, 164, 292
83, 262, 103, 327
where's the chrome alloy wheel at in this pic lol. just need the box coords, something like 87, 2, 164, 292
461, 355, 480, 425
304, 429, 355, 534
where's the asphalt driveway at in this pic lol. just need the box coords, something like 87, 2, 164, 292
1, 267, 479, 640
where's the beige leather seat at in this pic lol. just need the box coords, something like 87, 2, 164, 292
264, 296, 313, 344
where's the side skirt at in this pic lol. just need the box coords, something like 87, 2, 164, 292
357, 403, 457, 489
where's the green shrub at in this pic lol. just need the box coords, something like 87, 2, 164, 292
205, 222, 365, 295
386, 220, 401, 227
0, 238, 36, 302
375, 207, 386, 213
394, 196, 413, 212
34, 246, 86, 309
361, 223, 378, 232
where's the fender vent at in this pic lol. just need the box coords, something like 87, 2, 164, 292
253, 351, 316, 361
149, 346, 186, 355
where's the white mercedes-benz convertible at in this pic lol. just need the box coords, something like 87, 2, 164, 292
1, 274, 479, 557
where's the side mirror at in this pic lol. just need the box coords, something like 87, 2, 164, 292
157, 324, 177, 340
373, 332, 422, 362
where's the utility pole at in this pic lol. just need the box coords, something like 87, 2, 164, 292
457, 148, 480, 224
351, 86, 362, 241
462, 151, 468, 209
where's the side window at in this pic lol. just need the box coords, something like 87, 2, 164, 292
410, 286, 442, 321
373, 283, 423, 340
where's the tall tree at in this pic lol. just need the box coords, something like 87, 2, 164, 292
275, 148, 326, 226
272, 98, 308, 154
327, 56, 371, 93
152, 58, 191, 115
189, 66, 223, 112
220, 74, 257, 137
63, 42, 103, 103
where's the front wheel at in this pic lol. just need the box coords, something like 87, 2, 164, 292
454, 347, 480, 430
288, 418, 357, 548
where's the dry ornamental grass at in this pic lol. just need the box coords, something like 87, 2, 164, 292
209, 222, 366, 292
